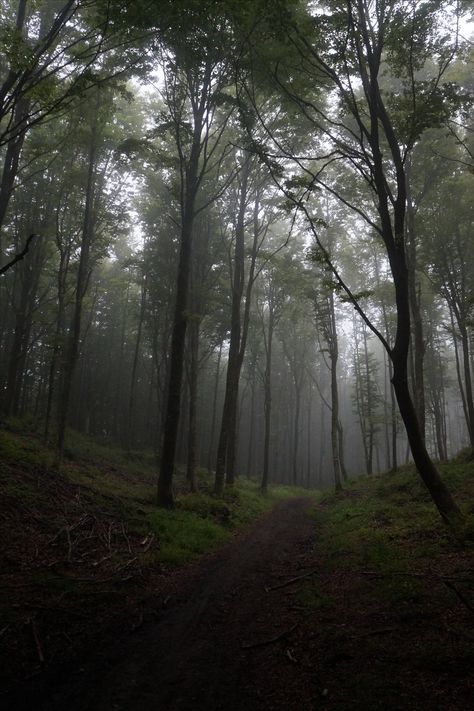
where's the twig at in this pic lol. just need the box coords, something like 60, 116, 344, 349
265, 570, 316, 592
140, 533, 155, 553
121, 521, 132, 554
350, 627, 398, 639
242, 622, 299, 649
443, 580, 474, 615
30, 619, 45, 664
286, 648, 298, 663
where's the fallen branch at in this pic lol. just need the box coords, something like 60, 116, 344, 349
30, 619, 45, 664
350, 627, 398, 639
140, 533, 155, 553
443, 580, 474, 615
0, 234, 37, 276
242, 622, 299, 649
265, 570, 316, 592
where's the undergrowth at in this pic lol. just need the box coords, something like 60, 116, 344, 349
305, 462, 474, 615
0, 421, 313, 570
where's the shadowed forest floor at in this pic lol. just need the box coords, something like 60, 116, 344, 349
2, 426, 474, 709
5, 496, 474, 710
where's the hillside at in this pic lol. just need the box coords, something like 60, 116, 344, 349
1, 423, 474, 709
0, 421, 302, 701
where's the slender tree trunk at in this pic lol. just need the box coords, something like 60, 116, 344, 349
362, 324, 374, 475
126, 277, 146, 454
214, 159, 250, 495
261, 308, 275, 494
186, 317, 199, 492
337, 420, 348, 481
44, 246, 69, 441
389, 243, 461, 525
246, 371, 256, 478
207, 341, 223, 473
458, 319, 474, 451
292, 384, 302, 486
57, 102, 99, 461
306, 383, 312, 488
4, 236, 42, 416
158, 146, 201, 507
406, 168, 426, 440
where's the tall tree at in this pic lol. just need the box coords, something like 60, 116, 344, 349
254, 0, 465, 525
156, 24, 236, 507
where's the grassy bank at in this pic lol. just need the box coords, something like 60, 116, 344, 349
298, 461, 474, 709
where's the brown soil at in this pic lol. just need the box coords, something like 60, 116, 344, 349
3, 495, 474, 711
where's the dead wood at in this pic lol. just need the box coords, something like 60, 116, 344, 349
30, 619, 45, 664
350, 627, 398, 639
265, 570, 317, 592
443, 580, 474, 615
242, 622, 299, 649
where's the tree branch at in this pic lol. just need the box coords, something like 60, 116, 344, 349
0, 234, 38, 276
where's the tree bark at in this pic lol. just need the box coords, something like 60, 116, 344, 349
214, 158, 250, 495
157, 131, 201, 507
57, 99, 99, 461
261, 304, 275, 494
126, 276, 147, 454
186, 316, 199, 492
406, 167, 426, 441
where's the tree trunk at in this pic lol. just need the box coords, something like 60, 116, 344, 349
406, 167, 426, 440
362, 324, 374, 475
458, 319, 474, 452
186, 316, 199, 492
4, 235, 42, 416
246, 370, 256, 478
214, 159, 250, 495
207, 341, 223, 473
57, 101, 99, 461
44, 241, 70, 442
261, 307, 275, 494
157, 147, 201, 507
126, 277, 146, 454
389, 244, 461, 525
292, 384, 302, 486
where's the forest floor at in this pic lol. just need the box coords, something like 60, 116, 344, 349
2, 423, 474, 710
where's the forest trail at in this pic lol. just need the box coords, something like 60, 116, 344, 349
29, 496, 319, 711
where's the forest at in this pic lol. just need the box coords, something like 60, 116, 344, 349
1, 0, 474, 510
1, 1, 474, 708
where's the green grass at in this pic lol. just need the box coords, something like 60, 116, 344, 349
145, 508, 228, 566
305, 461, 474, 616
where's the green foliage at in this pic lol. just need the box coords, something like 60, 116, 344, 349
0, 424, 313, 574
0, 25, 34, 72
146, 508, 228, 567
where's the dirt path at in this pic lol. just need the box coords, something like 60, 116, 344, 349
23, 497, 319, 711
